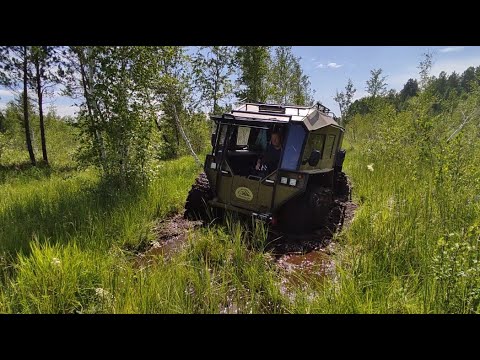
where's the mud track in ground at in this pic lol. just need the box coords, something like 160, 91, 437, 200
134, 214, 202, 268
270, 194, 357, 293
135, 183, 357, 293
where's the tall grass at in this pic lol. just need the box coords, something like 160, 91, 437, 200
0, 157, 200, 254
2, 91, 480, 313
0, 213, 285, 313
292, 94, 480, 314
0, 152, 288, 313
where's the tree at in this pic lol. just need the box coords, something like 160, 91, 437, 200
460, 66, 476, 93
290, 61, 315, 106
61, 46, 194, 184
192, 46, 236, 114
399, 78, 419, 102
0, 46, 36, 165
0, 110, 5, 133
30, 46, 61, 165
446, 72, 460, 98
268, 46, 296, 104
235, 46, 271, 103
365, 68, 388, 98
153, 46, 196, 158
268, 46, 314, 105
334, 78, 356, 126
433, 72, 448, 99
418, 51, 434, 89
62, 46, 107, 170
22, 46, 36, 165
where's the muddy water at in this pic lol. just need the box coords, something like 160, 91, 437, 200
276, 247, 336, 292
135, 214, 202, 268
270, 195, 357, 293
134, 191, 357, 298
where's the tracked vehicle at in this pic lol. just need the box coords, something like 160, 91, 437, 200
185, 102, 348, 232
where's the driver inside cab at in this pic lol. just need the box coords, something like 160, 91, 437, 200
255, 130, 283, 175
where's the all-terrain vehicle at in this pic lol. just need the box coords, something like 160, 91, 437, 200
184, 102, 348, 233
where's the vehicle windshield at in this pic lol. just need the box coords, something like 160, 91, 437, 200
219, 123, 285, 177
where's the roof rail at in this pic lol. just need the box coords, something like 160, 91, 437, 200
316, 101, 330, 114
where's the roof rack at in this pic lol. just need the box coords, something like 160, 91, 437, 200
316, 101, 330, 114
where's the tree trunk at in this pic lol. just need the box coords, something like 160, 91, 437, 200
213, 67, 219, 114
173, 105, 202, 167
23, 46, 36, 166
35, 59, 48, 165
75, 47, 106, 170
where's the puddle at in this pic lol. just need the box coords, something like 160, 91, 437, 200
268, 191, 358, 295
277, 247, 335, 289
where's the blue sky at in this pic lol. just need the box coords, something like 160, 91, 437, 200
1, 46, 480, 117
295, 46, 480, 116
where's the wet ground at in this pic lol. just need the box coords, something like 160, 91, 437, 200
135, 186, 357, 298
268, 196, 357, 293
134, 214, 202, 268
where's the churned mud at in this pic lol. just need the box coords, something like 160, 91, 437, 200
135, 177, 357, 301
134, 214, 202, 268
269, 194, 357, 292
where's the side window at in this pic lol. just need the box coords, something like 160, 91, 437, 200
236, 126, 251, 146
304, 134, 326, 162
215, 124, 228, 155
215, 124, 228, 161
324, 134, 336, 159
254, 129, 268, 151
280, 124, 307, 170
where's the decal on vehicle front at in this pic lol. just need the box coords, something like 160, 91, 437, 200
235, 187, 253, 201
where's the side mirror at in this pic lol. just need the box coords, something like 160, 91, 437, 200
211, 133, 216, 147
307, 150, 321, 167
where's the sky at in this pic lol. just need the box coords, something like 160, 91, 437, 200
295, 46, 480, 116
1, 46, 480, 117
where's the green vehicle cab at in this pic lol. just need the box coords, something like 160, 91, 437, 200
185, 102, 348, 232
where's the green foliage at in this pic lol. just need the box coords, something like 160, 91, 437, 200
267, 46, 314, 106
0, 99, 78, 168
332, 85, 480, 313
334, 78, 356, 126
0, 111, 5, 133
0, 133, 6, 160
432, 226, 480, 313
0, 156, 289, 313
365, 68, 388, 98
399, 78, 419, 103
10, 241, 111, 314
235, 46, 271, 103
418, 51, 434, 89
192, 46, 236, 115
65, 47, 177, 185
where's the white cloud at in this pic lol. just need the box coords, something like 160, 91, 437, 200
316, 62, 343, 69
54, 104, 79, 117
439, 47, 465, 53
327, 62, 342, 69
0, 89, 15, 97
